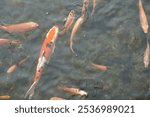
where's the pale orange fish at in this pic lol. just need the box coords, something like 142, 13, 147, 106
59, 10, 76, 35
82, 0, 90, 16
49, 97, 66, 100
0, 38, 21, 46
70, 15, 85, 56
0, 95, 11, 99
139, 0, 149, 33
7, 56, 29, 74
25, 25, 59, 99
0, 21, 39, 34
144, 42, 150, 68
91, 63, 109, 71
63, 86, 87, 96
91, 0, 97, 17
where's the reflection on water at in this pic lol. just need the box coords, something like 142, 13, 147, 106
0, 0, 150, 99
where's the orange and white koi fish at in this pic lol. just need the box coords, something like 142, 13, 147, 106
91, 63, 109, 71
91, 0, 97, 17
49, 97, 66, 100
82, 0, 90, 16
59, 10, 75, 35
0, 38, 21, 46
139, 0, 149, 33
7, 56, 29, 74
62, 86, 87, 96
70, 15, 85, 56
0, 21, 39, 34
25, 25, 59, 99
0, 95, 11, 99
144, 42, 150, 68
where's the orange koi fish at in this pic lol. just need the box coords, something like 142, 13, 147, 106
91, 63, 109, 71
0, 21, 39, 34
25, 25, 59, 99
49, 97, 66, 100
62, 86, 87, 96
82, 0, 90, 16
91, 0, 97, 17
70, 15, 85, 56
0, 38, 21, 46
0, 95, 11, 99
7, 56, 29, 74
59, 10, 75, 35
144, 42, 150, 68
139, 0, 149, 33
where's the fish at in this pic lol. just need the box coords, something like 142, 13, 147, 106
139, 0, 149, 33
0, 38, 21, 46
7, 56, 29, 74
82, 0, 90, 16
59, 10, 76, 35
91, 63, 109, 71
144, 41, 150, 68
91, 0, 97, 17
62, 86, 87, 96
0, 21, 39, 34
0, 95, 11, 99
49, 97, 66, 100
25, 25, 59, 99
70, 15, 85, 56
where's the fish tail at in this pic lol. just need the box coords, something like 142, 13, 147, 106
24, 80, 38, 99
59, 28, 66, 36
0, 25, 4, 30
69, 40, 77, 56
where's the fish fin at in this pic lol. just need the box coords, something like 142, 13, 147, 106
24, 81, 38, 99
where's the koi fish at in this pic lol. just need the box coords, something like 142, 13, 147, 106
25, 25, 59, 99
49, 97, 66, 100
70, 15, 85, 56
91, 0, 97, 17
139, 0, 149, 33
59, 10, 76, 35
0, 95, 11, 99
144, 42, 150, 68
91, 63, 109, 71
0, 21, 39, 34
82, 0, 90, 16
0, 38, 21, 46
62, 86, 87, 96
7, 56, 29, 74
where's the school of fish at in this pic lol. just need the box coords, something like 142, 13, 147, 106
0, 0, 150, 100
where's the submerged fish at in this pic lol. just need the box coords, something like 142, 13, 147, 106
62, 86, 87, 96
91, 63, 109, 71
0, 21, 39, 34
139, 0, 149, 33
49, 97, 66, 100
0, 38, 21, 46
144, 42, 150, 68
59, 10, 76, 35
7, 56, 29, 74
0, 95, 11, 99
25, 25, 59, 99
91, 0, 97, 17
70, 15, 85, 56
82, 0, 90, 16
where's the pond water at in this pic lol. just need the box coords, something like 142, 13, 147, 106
0, 0, 150, 100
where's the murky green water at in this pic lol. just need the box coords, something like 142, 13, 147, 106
0, 0, 150, 100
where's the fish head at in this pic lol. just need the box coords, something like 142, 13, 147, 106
46, 25, 59, 43
78, 90, 88, 96
29, 21, 39, 28
70, 10, 76, 17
